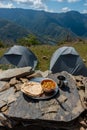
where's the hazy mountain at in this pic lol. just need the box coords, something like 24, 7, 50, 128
0, 18, 30, 44
0, 8, 87, 44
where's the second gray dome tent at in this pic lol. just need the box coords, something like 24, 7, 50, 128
50, 46, 87, 76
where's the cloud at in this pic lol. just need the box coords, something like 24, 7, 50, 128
61, 7, 71, 12
67, 0, 79, 2
0, 0, 50, 12
82, 9, 87, 13
84, 2, 87, 6
56, 0, 80, 2
56, 0, 64, 2
11, 0, 47, 10
0, 2, 14, 8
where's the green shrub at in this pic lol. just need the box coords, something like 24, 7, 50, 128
0, 40, 4, 48
17, 34, 40, 47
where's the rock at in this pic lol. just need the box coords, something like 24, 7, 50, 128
0, 113, 7, 126
7, 71, 84, 123
48, 71, 84, 119
0, 87, 17, 109
0, 70, 86, 129
7, 94, 60, 120
76, 82, 85, 90
83, 59, 86, 63
79, 120, 87, 128
75, 76, 85, 90
40, 70, 52, 78
27, 71, 43, 79
15, 83, 22, 92
75, 76, 84, 82
84, 98, 87, 109
42, 56, 48, 60
0, 82, 10, 92
0, 67, 33, 81
58, 95, 67, 103
84, 81, 87, 99
9, 77, 17, 86
35, 70, 52, 78
0, 105, 8, 112
80, 127, 85, 130
0, 69, 3, 73
0, 115, 15, 128
76, 76, 87, 109
0, 81, 8, 92
20, 78, 29, 83
27, 70, 51, 79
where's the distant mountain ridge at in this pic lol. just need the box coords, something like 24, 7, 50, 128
0, 8, 87, 44
0, 19, 30, 44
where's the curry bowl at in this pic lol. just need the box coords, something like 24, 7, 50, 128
41, 78, 57, 93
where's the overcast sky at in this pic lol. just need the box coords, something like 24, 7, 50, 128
0, 0, 87, 13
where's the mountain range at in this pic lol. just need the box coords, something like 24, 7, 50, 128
0, 8, 87, 44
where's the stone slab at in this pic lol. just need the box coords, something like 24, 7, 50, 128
6, 71, 84, 123
0, 81, 7, 92
0, 67, 33, 81
0, 87, 16, 108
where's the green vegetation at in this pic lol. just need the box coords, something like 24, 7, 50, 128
0, 40, 4, 48
0, 64, 16, 70
29, 42, 87, 71
0, 41, 87, 71
0, 48, 6, 56
30, 45, 58, 70
73, 42, 87, 61
18, 34, 41, 47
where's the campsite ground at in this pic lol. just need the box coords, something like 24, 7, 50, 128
0, 41, 87, 130
30, 41, 87, 71
0, 41, 87, 71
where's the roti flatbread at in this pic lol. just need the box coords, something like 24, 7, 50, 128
21, 81, 43, 97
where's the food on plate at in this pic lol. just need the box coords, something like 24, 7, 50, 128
21, 81, 43, 97
41, 79, 56, 93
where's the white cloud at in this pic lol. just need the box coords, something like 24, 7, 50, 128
61, 7, 71, 12
56, 0, 80, 2
67, 0, 79, 2
56, 0, 64, 2
13, 0, 48, 11
82, 9, 87, 13
0, 0, 80, 12
0, 0, 49, 11
84, 3, 87, 6
0, 2, 14, 8
0, 0, 54, 13
13, 0, 41, 4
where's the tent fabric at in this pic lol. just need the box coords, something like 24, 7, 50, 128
0, 45, 38, 69
50, 46, 87, 76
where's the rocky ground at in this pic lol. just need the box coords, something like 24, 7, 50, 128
0, 67, 86, 130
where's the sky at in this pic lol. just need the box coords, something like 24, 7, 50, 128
0, 0, 87, 13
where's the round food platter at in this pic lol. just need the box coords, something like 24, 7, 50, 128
21, 77, 59, 100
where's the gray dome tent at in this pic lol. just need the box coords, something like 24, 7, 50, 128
50, 46, 87, 76
0, 45, 38, 69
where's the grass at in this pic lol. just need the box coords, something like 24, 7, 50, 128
73, 42, 87, 60
30, 41, 87, 71
0, 48, 7, 56
30, 45, 58, 71
0, 41, 87, 71
30, 42, 87, 71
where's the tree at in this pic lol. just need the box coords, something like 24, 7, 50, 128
17, 34, 40, 46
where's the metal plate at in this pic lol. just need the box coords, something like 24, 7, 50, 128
24, 77, 59, 100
